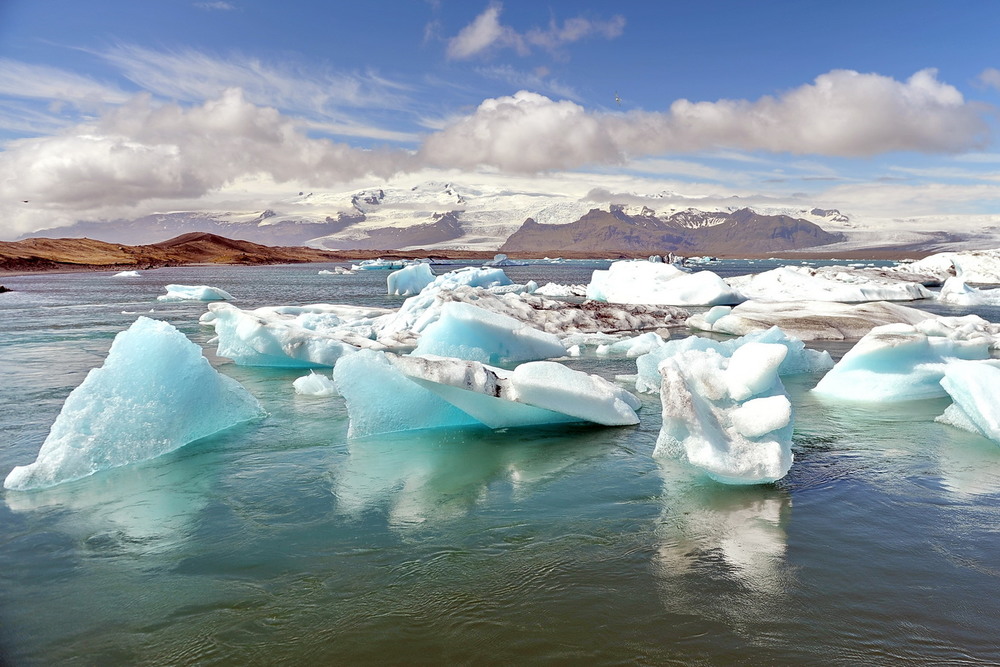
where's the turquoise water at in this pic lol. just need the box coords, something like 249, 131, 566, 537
2, 262, 1000, 665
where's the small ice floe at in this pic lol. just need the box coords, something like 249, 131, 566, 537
587, 260, 742, 306
634, 326, 832, 394
687, 300, 935, 340
727, 266, 931, 302
157, 284, 234, 302
3, 317, 264, 491
293, 371, 338, 397
112, 270, 141, 278
533, 282, 588, 298
596, 331, 669, 358
812, 315, 1000, 402
350, 258, 414, 271
387, 263, 435, 296
412, 301, 567, 365
654, 342, 794, 485
936, 361, 1000, 443
318, 267, 352, 275
483, 253, 525, 267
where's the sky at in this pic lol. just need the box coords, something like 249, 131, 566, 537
2, 0, 1000, 239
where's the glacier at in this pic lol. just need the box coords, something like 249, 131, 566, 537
157, 284, 234, 301
4, 317, 265, 491
587, 260, 743, 306
654, 343, 794, 485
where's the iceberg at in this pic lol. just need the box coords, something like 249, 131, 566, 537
728, 266, 931, 302
157, 284, 234, 301
113, 270, 141, 277
387, 263, 436, 296
412, 301, 567, 365
388, 354, 641, 428
653, 343, 794, 485
634, 327, 832, 393
333, 350, 483, 438
4, 317, 265, 491
533, 282, 588, 298
812, 315, 1000, 402
293, 371, 338, 397
687, 300, 935, 340
936, 362, 1000, 443
896, 249, 1000, 284
596, 331, 669, 358
587, 261, 743, 306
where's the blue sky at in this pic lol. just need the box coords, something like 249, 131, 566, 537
2, 0, 1000, 238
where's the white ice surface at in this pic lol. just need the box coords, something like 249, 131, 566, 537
728, 266, 931, 302
157, 284, 234, 302
412, 301, 566, 365
587, 261, 743, 306
937, 361, 1000, 443
112, 270, 141, 277
4, 317, 265, 491
897, 249, 1000, 284
937, 277, 1000, 306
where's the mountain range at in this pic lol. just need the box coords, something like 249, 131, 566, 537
20, 181, 868, 257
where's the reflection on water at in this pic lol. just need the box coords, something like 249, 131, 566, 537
334, 425, 613, 529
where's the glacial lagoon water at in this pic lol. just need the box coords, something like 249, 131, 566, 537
2, 260, 1000, 665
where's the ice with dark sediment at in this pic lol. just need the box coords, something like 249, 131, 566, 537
727, 266, 932, 302
687, 300, 935, 340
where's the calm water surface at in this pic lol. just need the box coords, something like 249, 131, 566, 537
1, 261, 1000, 665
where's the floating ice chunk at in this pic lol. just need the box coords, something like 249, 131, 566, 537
388, 354, 640, 428
654, 347, 793, 485
412, 301, 566, 365
937, 276, 1000, 306
293, 371, 338, 397
333, 350, 483, 438
634, 326, 832, 394
483, 253, 525, 267
587, 261, 742, 306
688, 299, 934, 340
728, 266, 931, 302
897, 249, 1000, 284
387, 263, 435, 296
596, 331, 668, 358
936, 361, 1000, 443
813, 316, 1000, 402
351, 258, 414, 271
208, 302, 361, 367
113, 270, 141, 277
157, 284, 234, 301
319, 267, 352, 275
3, 317, 264, 491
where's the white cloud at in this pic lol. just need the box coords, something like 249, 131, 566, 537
0, 59, 130, 110
194, 2, 236, 10
420, 70, 989, 172
977, 67, 1000, 91
446, 3, 624, 60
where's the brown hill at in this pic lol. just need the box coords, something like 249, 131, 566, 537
0, 232, 493, 273
499, 207, 843, 257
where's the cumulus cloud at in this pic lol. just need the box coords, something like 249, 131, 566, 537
0, 89, 416, 235
977, 67, 1000, 91
420, 69, 989, 172
446, 3, 624, 60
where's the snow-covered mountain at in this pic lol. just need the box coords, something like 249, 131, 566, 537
25, 178, 1000, 255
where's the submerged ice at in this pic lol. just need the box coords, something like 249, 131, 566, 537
4, 317, 265, 491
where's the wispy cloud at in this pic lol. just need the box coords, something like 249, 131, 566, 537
194, 2, 236, 10
0, 59, 130, 109
446, 3, 624, 60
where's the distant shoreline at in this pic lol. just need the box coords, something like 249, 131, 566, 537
0, 231, 936, 278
